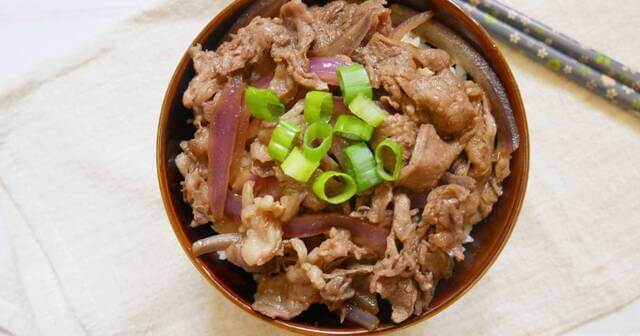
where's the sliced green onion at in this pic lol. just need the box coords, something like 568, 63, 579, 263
281, 147, 320, 183
348, 94, 388, 127
343, 142, 382, 192
334, 115, 374, 141
374, 139, 403, 181
303, 122, 333, 162
244, 86, 285, 121
312, 171, 357, 204
267, 120, 301, 162
304, 91, 333, 123
337, 63, 372, 104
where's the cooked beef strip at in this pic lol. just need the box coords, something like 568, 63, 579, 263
253, 272, 320, 319
239, 181, 285, 266
371, 114, 417, 161
397, 124, 463, 192
398, 68, 478, 136
367, 183, 393, 224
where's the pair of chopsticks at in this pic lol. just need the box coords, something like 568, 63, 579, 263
452, 0, 640, 115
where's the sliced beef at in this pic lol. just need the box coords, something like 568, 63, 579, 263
184, 18, 290, 109
465, 98, 497, 181
391, 193, 415, 244
269, 62, 299, 105
374, 277, 418, 323
274, 0, 327, 90
307, 228, 368, 268
310, 0, 392, 56
320, 275, 355, 304
367, 183, 393, 224
239, 181, 285, 266
371, 114, 417, 161
421, 184, 470, 260
253, 273, 320, 319
399, 68, 478, 136
355, 32, 451, 118
397, 124, 463, 192
175, 152, 211, 225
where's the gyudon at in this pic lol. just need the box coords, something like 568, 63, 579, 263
176, 0, 518, 330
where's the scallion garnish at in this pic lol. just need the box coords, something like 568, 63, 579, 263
348, 94, 388, 127
334, 114, 374, 141
281, 147, 320, 183
312, 171, 357, 204
267, 120, 301, 162
343, 142, 382, 192
374, 139, 403, 181
244, 86, 285, 121
337, 63, 372, 104
303, 122, 333, 162
304, 91, 333, 123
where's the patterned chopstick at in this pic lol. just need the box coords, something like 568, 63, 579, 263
452, 0, 640, 114
461, 0, 640, 93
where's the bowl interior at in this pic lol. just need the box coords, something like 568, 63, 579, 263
157, 0, 529, 334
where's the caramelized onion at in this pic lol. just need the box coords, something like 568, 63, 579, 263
253, 73, 274, 88
389, 11, 433, 41
283, 214, 389, 250
309, 57, 352, 86
224, 192, 242, 222
353, 291, 379, 314
192, 233, 242, 257
390, 4, 520, 155
208, 76, 246, 221
311, 14, 372, 57
344, 301, 380, 331
228, 105, 252, 184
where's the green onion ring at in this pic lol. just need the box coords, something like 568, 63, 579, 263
281, 147, 320, 183
244, 86, 285, 121
342, 142, 382, 192
374, 139, 403, 181
312, 171, 357, 204
334, 114, 374, 141
267, 120, 301, 162
304, 91, 333, 123
348, 94, 388, 127
303, 122, 333, 162
337, 63, 372, 104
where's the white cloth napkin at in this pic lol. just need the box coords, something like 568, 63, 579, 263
1, 0, 639, 335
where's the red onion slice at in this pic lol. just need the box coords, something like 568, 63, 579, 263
224, 192, 242, 222
389, 11, 433, 41
353, 290, 379, 314
208, 76, 246, 221
344, 301, 380, 331
253, 73, 274, 88
228, 105, 252, 185
192, 233, 242, 257
283, 214, 389, 250
308, 57, 352, 86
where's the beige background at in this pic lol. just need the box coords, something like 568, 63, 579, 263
0, 0, 639, 335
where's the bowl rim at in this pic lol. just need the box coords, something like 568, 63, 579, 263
156, 0, 530, 334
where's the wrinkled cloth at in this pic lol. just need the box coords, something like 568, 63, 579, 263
1, 0, 640, 335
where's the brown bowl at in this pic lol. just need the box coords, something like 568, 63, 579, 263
156, 0, 529, 334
